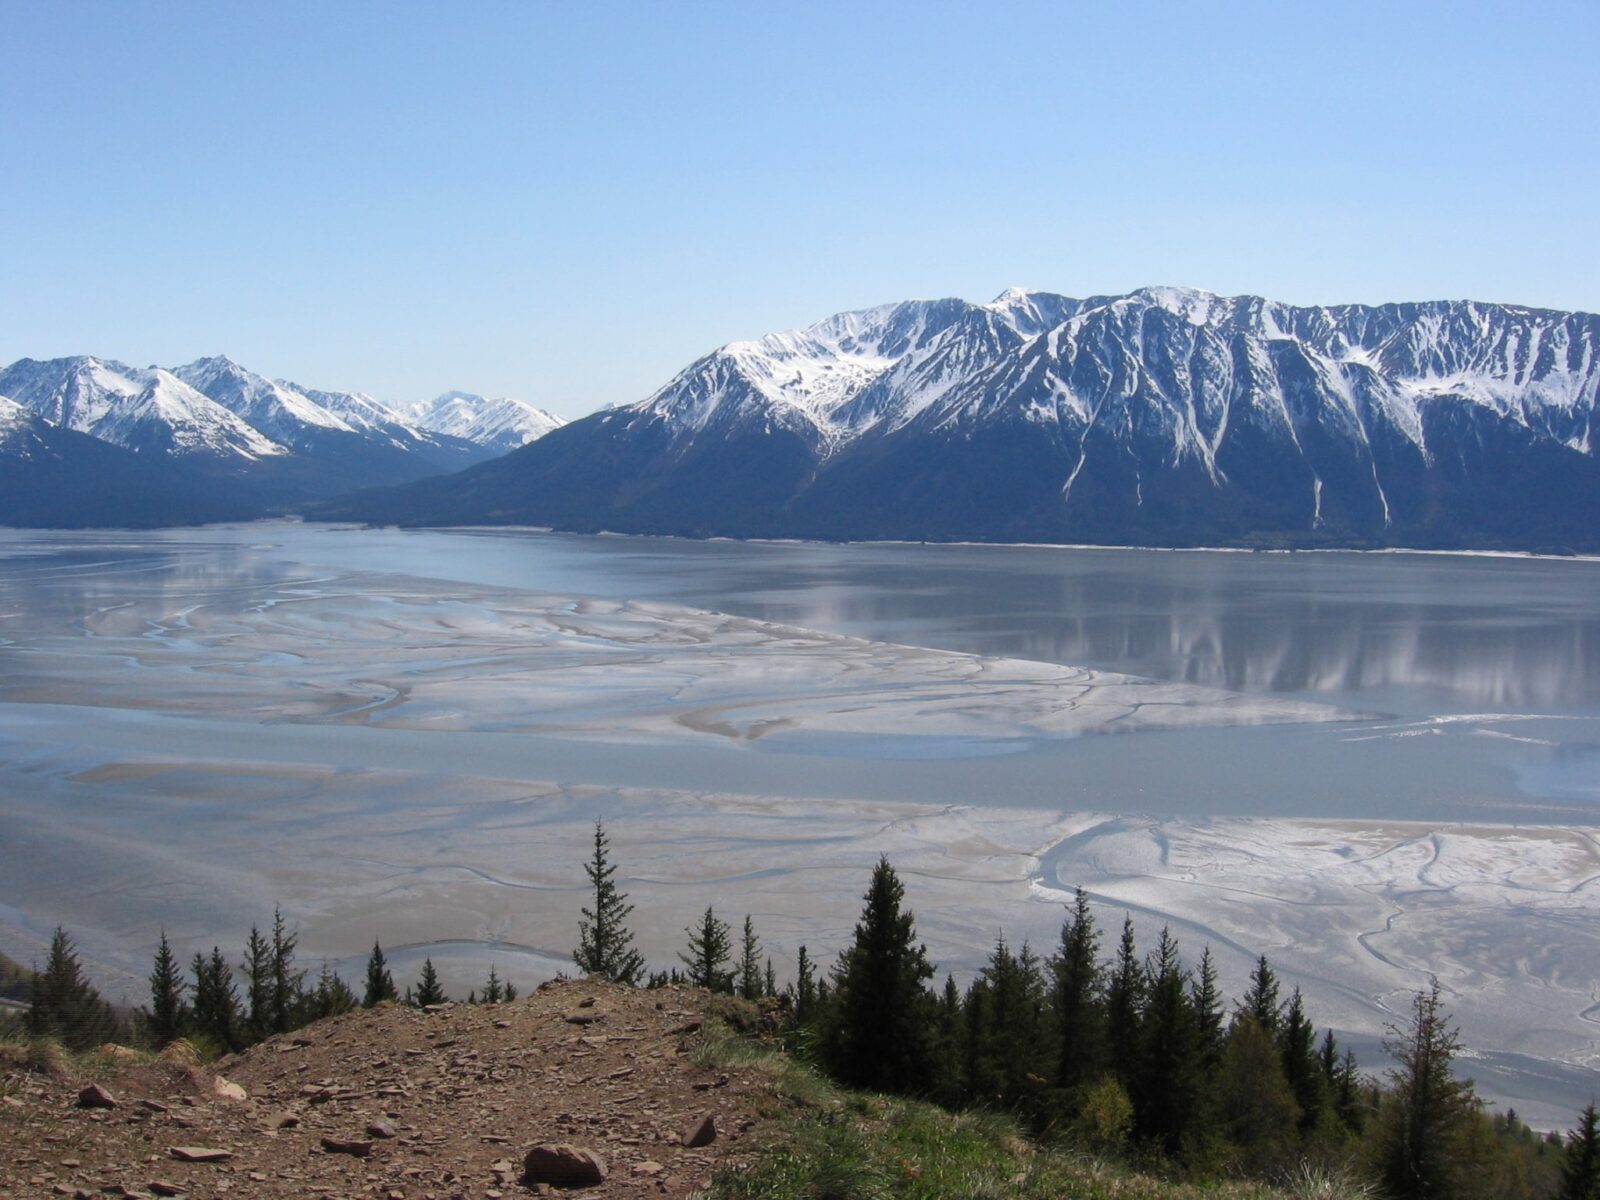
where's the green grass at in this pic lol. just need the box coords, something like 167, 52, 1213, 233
692, 1021, 1371, 1200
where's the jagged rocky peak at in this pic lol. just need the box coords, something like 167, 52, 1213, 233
409, 391, 566, 454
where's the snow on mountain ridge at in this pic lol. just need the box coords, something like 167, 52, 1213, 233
174, 356, 356, 442
408, 391, 565, 454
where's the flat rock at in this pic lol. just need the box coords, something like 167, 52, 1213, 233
321, 1137, 374, 1157
211, 1077, 247, 1102
365, 1118, 398, 1139
167, 1147, 233, 1163
523, 1143, 607, 1188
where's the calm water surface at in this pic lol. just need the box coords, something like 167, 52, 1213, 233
3, 523, 1598, 823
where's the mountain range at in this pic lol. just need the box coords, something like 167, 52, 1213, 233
0, 355, 565, 526
316, 287, 1600, 552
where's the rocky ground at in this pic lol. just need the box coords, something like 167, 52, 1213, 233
0, 979, 784, 1198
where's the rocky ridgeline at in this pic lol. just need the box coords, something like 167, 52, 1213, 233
0, 979, 777, 1198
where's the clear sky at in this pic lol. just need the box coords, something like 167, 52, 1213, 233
4, 1, 1597, 418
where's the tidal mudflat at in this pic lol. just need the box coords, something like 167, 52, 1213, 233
1, 526, 1597, 1125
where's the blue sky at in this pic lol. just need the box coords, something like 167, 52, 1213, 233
5, 1, 1597, 417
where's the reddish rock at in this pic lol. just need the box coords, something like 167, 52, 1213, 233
75, 1084, 116, 1110
167, 1146, 233, 1162
321, 1136, 374, 1157
522, 1143, 607, 1188
681, 1113, 716, 1148
366, 1118, 398, 1139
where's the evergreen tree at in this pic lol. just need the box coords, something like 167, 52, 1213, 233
763, 957, 776, 1000
573, 820, 645, 985
190, 947, 240, 1052
301, 962, 356, 1022
1279, 987, 1323, 1132
241, 924, 272, 1040
820, 856, 937, 1095
1190, 945, 1225, 1071
1134, 926, 1201, 1154
144, 930, 187, 1047
1379, 982, 1479, 1200
968, 935, 1049, 1117
1559, 1103, 1600, 1200
1051, 888, 1104, 1092
481, 965, 505, 1004
680, 906, 734, 992
413, 957, 446, 1007
931, 973, 965, 1109
794, 945, 816, 1022
27, 927, 118, 1050
1104, 915, 1144, 1087
1239, 954, 1282, 1037
268, 908, 302, 1035
1217, 1013, 1301, 1176
362, 940, 398, 1008
737, 915, 763, 1001
503, 979, 518, 1002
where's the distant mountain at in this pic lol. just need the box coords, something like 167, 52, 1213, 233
0, 396, 256, 528
316, 287, 1600, 552
0, 356, 284, 462
408, 391, 566, 455
0, 354, 560, 525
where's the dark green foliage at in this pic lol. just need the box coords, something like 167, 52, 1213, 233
362, 940, 398, 1008
144, 930, 187, 1047
241, 924, 272, 1040
1378, 982, 1479, 1200
764, 958, 776, 1000
412, 957, 446, 1007
480, 965, 505, 1004
793, 946, 816, 1023
1132, 927, 1200, 1154
819, 856, 937, 1095
737, 915, 763, 1001
269, 907, 302, 1036
574, 820, 645, 986
302, 962, 356, 1022
1050, 888, 1103, 1092
1190, 946, 1224, 1071
1278, 987, 1323, 1132
681, 906, 735, 992
27, 927, 120, 1050
1104, 915, 1143, 1086
1239, 954, 1281, 1037
1216, 1013, 1301, 1176
0, 949, 35, 1003
1561, 1103, 1600, 1200
964, 935, 1048, 1117
190, 947, 240, 1052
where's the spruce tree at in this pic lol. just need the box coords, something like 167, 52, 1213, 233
145, 929, 187, 1047
1379, 982, 1479, 1200
1560, 1102, 1600, 1200
1190, 945, 1225, 1071
413, 957, 446, 1007
820, 856, 937, 1095
1104, 915, 1144, 1088
794, 945, 816, 1022
363, 940, 398, 1007
573, 820, 645, 985
302, 962, 356, 1021
1218, 1013, 1301, 1176
763, 957, 776, 1000
737, 915, 763, 1001
481, 965, 505, 1004
1240, 954, 1282, 1036
241, 925, 272, 1041
1279, 987, 1323, 1131
190, 947, 240, 1053
28, 927, 118, 1050
268, 908, 302, 1035
1134, 926, 1200, 1154
1051, 888, 1104, 1092
680, 906, 734, 992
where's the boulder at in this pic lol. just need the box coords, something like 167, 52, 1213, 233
212, 1076, 247, 1102
76, 1084, 117, 1109
681, 1113, 716, 1148
523, 1143, 607, 1188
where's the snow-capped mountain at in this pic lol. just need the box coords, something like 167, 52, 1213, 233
317, 287, 1600, 552
0, 354, 531, 521
409, 392, 566, 455
0, 394, 256, 528
0, 357, 285, 461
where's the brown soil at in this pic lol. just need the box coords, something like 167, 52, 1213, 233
1, 979, 785, 1199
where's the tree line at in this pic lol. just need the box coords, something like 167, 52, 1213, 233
11, 822, 1599, 1200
